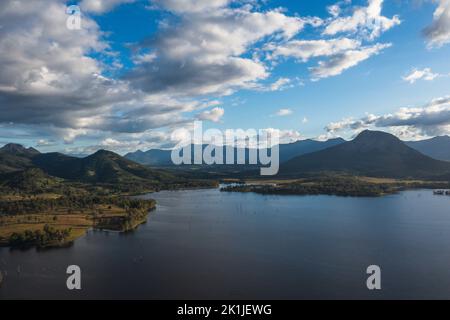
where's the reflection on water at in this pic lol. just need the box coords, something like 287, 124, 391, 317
1, 188, 450, 299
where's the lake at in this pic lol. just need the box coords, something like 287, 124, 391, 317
1, 188, 450, 299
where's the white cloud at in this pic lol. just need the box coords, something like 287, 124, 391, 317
80, 0, 135, 14
261, 128, 303, 145
150, 0, 230, 13
0, 0, 402, 151
0, 0, 116, 129
100, 138, 123, 147
126, 4, 306, 97
0, 0, 267, 145
132, 52, 157, 65
325, 96, 450, 139
197, 107, 225, 123
310, 43, 391, 80
266, 38, 392, 81
326, 0, 352, 18
323, 0, 401, 40
227, 128, 302, 148
264, 0, 399, 81
403, 68, 440, 84
264, 77, 293, 92
36, 139, 57, 147
424, 0, 450, 48
326, 117, 363, 134
275, 108, 293, 116
327, 4, 342, 18
63, 129, 173, 154
267, 38, 361, 62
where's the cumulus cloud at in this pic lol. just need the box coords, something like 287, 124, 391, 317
0, 0, 236, 145
125, 5, 306, 97
150, 0, 230, 13
0, 1, 113, 131
80, 0, 135, 14
0, 0, 401, 152
403, 68, 440, 83
63, 129, 174, 155
267, 78, 292, 91
36, 139, 57, 147
325, 96, 450, 139
327, 4, 343, 18
256, 77, 299, 92
323, 0, 401, 40
264, 0, 398, 81
274, 109, 293, 116
424, 0, 450, 48
310, 43, 391, 80
197, 107, 225, 123
229, 128, 303, 148
261, 128, 303, 145
266, 38, 361, 62
266, 38, 392, 81
132, 52, 157, 65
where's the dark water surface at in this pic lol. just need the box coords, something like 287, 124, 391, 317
1, 188, 450, 299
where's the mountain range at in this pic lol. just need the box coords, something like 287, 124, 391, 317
1, 131, 450, 185
280, 130, 450, 179
405, 136, 450, 162
124, 138, 347, 166
125, 134, 450, 167
0, 144, 176, 185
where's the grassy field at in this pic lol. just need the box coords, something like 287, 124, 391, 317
0, 200, 155, 248
0, 193, 62, 201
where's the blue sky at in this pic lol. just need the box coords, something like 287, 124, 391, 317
0, 0, 450, 154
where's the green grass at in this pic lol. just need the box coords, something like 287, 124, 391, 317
0, 197, 156, 248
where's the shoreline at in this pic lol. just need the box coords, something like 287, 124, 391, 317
0, 197, 157, 249
220, 176, 450, 198
2, 177, 449, 249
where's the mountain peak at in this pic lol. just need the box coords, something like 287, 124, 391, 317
281, 129, 450, 179
405, 135, 450, 161
355, 130, 399, 140
92, 149, 117, 156
352, 130, 401, 148
1, 143, 27, 152
0, 143, 40, 156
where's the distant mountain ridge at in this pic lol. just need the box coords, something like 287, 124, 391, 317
279, 138, 345, 162
108, 134, 450, 166
280, 130, 450, 179
126, 148, 174, 166
0, 145, 177, 185
1, 131, 450, 184
124, 138, 347, 166
406, 136, 450, 161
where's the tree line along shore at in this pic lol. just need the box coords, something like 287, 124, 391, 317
220, 176, 450, 197
0, 195, 156, 249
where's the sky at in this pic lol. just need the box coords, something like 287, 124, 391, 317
0, 0, 450, 155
